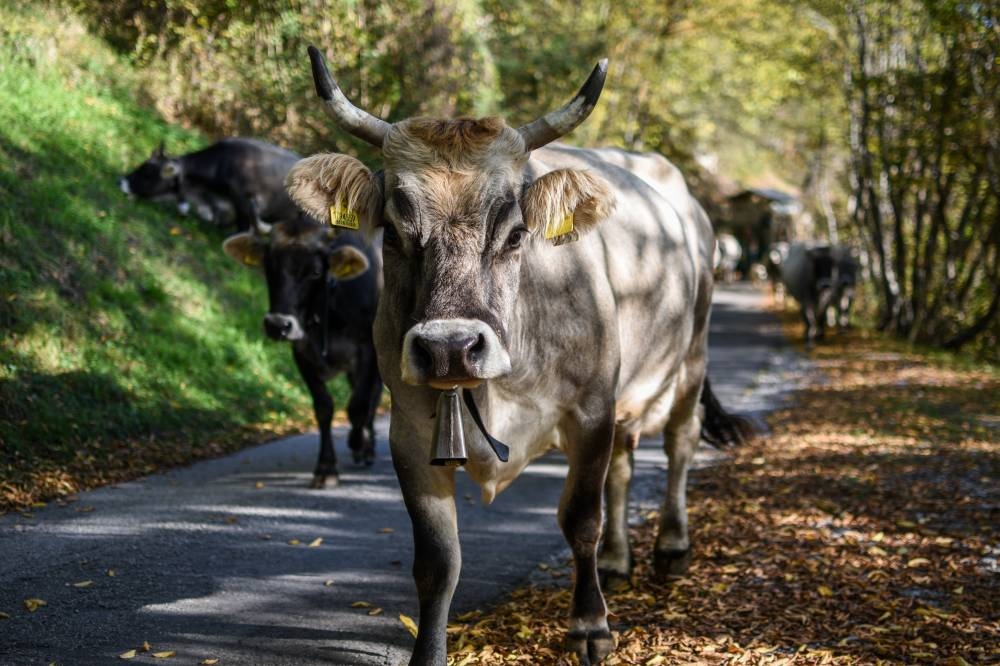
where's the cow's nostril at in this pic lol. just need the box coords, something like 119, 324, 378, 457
282, 320, 293, 333
469, 333, 486, 357
412, 336, 434, 372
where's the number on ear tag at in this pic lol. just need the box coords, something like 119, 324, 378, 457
543, 212, 574, 241
329, 204, 360, 230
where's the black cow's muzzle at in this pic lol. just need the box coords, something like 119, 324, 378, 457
263, 313, 304, 341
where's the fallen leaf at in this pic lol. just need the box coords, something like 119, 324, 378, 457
254, 482, 265, 489
399, 613, 418, 638
324, 580, 334, 587
107, 570, 117, 577
378, 527, 394, 533
200, 660, 220, 665
817, 585, 834, 597
72, 580, 93, 588
141, 641, 151, 652
151, 651, 176, 659
368, 607, 384, 616
351, 601, 372, 608
287, 539, 301, 546
907, 557, 931, 568
943, 658, 972, 666
119, 650, 137, 660
646, 656, 667, 666
0, 611, 9, 620
308, 537, 323, 548
23, 598, 47, 612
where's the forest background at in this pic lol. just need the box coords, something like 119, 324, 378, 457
74, 0, 1000, 355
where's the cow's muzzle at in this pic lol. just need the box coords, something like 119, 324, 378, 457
402, 319, 511, 388
263, 313, 305, 341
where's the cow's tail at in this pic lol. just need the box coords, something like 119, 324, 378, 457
699, 377, 756, 447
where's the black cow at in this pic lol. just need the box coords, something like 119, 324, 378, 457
120, 138, 304, 230
778, 242, 858, 347
223, 219, 383, 487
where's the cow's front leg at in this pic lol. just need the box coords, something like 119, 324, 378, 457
802, 303, 819, 349
393, 442, 459, 666
598, 427, 637, 589
561, 414, 615, 665
293, 350, 337, 488
347, 344, 382, 466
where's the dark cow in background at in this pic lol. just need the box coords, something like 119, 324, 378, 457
778, 242, 858, 347
287, 47, 751, 665
120, 138, 304, 230
223, 220, 383, 487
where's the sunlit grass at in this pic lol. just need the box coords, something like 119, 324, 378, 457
0, 3, 348, 510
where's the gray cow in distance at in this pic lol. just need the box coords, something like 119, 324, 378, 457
285, 46, 752, 665
778, 242, 858, 347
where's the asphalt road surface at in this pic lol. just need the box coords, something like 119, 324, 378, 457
0, 284, 808, 665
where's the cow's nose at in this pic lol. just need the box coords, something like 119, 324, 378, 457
412, 333, 484, 379
402, 319, 511, 387
263, 314, 303, 341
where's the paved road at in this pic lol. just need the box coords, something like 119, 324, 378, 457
0, 285, 806, 666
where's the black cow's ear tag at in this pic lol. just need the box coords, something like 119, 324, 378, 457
329, 203, 360, 230
543, 212, 578, 246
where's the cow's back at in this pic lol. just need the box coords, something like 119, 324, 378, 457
529, 145, 713, 434
189, 139, 303, 221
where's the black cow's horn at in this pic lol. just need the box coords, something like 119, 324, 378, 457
308, 45, 390, 148
517, 59, 609, 152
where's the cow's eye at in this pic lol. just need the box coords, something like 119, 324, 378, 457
506, 227, 528, 250
382, 222, 400, 246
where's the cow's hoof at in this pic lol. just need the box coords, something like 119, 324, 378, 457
349, 428, 374, 466
653, 548, 691, 579
566, 628, 615, 665
598, 568, 631, 593
310, 472, 339, 489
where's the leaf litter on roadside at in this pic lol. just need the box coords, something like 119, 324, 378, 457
439, 326, 999, 664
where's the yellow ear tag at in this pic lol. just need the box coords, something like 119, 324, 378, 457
329, 203, 360, 230
543, 212, 574, 241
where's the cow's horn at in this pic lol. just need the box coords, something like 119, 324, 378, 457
254, 219, 273, 236
517, 59, 609, 152
308, 45, 390, 148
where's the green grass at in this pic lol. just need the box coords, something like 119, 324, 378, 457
0, 3, 348, 509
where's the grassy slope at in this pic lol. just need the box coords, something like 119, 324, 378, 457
0, 4, 347, 510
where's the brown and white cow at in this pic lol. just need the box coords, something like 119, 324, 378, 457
286, 46, 751, 665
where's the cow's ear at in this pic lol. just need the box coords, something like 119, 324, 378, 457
160, 160, 181, 179
328, 245, 370, 281
286, 154, 381, 237
222, 232, 265, 268
521, 169, 616, 246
